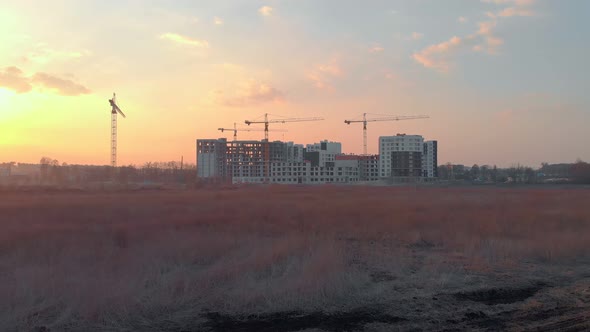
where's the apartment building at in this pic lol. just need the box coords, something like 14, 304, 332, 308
378, 134, 424, 178
305, 140, 342, 167
391, 151, 423, 177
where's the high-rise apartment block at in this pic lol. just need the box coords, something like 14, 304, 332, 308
378, 134, 424, 178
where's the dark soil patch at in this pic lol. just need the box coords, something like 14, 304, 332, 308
464, 311, 487, 320
407, 239, 436, 249
370, 270, 396, 282
460, 310, 510, 330
202, 307, 406, 332
454, 283, 546, 305
515, 306, 590, 332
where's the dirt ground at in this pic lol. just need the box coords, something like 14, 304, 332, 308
1, 185, 589, 331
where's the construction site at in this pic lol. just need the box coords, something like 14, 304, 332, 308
197, 113, 436, 185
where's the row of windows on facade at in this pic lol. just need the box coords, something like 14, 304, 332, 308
381, 142, 422, 147
381, 147, 422, 151
234, 177, 360, 183
232, 171, 360, 176
381, 137, 423, 142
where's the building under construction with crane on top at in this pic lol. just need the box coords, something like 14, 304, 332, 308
196, 136, 437, 184
197, 113, 436, 184
198, 138, 331, 184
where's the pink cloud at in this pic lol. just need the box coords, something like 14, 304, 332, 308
411, 36, 463, 72
307, 60, 344, 89
413, 0, 535, 71
497, 7, 535, 17
215, 80, 285, 107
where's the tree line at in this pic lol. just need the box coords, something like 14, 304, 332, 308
437, 160, 590, 184
36, 157, 197, 185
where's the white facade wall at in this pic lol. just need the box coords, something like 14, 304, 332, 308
231, 159, 361, 185
270, 161, 310, 183
319, 151, 335, 167
197, 139, 227, 178
197, 153, 220, 178
378, 135, 424, 178
306, 140, 342, 154
334, 159, 360, 183
285, 142, 305, 163
306, 140, 342, 167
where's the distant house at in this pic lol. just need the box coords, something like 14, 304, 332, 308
540, 163, 573, 178
0, 163, 12, 177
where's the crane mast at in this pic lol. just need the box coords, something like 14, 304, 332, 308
344, 113, 429, 155
108, 93, 126, 167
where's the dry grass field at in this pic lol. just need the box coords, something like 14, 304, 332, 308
1, 185, 590, 331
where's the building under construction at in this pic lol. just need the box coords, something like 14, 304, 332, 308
197, 136, 437, 184
197, 139, 306, 183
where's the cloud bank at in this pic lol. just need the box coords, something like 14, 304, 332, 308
412, 0, 536, 72
0, 66, 91, 96
159, 33, 209, 48
215, 80, 285, 107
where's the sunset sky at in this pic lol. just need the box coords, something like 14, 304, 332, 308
1, 0, 588, 167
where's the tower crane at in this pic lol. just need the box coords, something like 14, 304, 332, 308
218, 123, 287, 141
108, 93, 126, 167
245, 113, 324, 141
344, 113, 429, 155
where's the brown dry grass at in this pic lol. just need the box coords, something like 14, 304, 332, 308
1, 186, 589, 331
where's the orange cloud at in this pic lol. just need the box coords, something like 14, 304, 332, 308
306, 60, 343, 89
474, 20, 504, 54
159, 33, 209, 47
32, 72, 91, 96
497, 7, 534, 17
412, 36, 463, 72
214, 17, 224, 26
0, 66, 90, 96
215, 80, 285, 107
0, 67, 32, 93
258, 6, 273, 17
